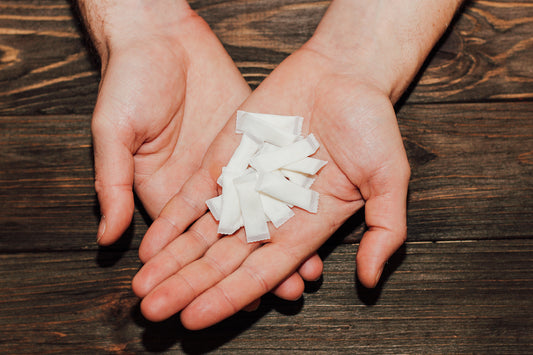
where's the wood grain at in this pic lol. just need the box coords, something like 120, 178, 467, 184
0, 0, 531, 116
0, 240, 531, 354
0, 1, 99, 115
2, 100, 531, 250
399, 101, 533, 242
0, 114, 148, 251
0, 0, 531, 353
190, 0, 533, 100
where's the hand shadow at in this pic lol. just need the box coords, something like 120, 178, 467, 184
131, 295, 304, 354
95, 194, 151, 267
355, 242, 407, 306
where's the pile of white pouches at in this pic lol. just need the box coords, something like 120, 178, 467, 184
206, 111, 327, 243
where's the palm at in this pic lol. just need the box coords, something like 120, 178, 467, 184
200, 48, 407, 253
101, 44, 189, 218
132, 48, 410, 329
92, 15, 251, 243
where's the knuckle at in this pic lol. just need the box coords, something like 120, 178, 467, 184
241, 264, 270, 294
94, 178, 105, 195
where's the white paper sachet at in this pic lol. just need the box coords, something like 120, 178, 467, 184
236, 110, 303, 136
206, 195, 222, 221
250, 134, 320, 172
207, 111, 327, 242
254, 142, 279, 157
207, 195, 245, 227
225, 133, 262, 172
234, 173, 270, 243
236, 113, 298, 147
281, 169, 316, 189
217, 166, 255, 188
271, 169, 293, 207
260, 193, 295, 228
218, 169, 244, 235
282, 157, 327, 175
256, 172, 319, 213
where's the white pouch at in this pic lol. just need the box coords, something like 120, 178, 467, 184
217, 169, 245, 235
234, 172, 270, 242
236, 113, 298, 147
250, 134, 320, 172
225, 133, 262, 172
282, 157, 327, 175
259, 193, 295, 228
256, 172, 319, 213
236, 110, 303, 136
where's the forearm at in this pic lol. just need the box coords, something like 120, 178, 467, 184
307, 0, 464, 103
76, 0, 193, 59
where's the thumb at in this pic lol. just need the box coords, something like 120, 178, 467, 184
91, 85, 136, 246
356, 162, 410, 288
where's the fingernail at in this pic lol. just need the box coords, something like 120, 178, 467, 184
243, 301, 260, 312
374, 265, 384, 286
97, 215, 106, 243
244, 305, 259, 312
311, 274, 323, 282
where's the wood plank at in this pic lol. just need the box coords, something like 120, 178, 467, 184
0, 1, 99, 115
0, 114, 148, 251
0, 1, 530, 354
193, 0, 533, 101
0, 0, 531, 116
407, 0, 533, 103
1, 100, 531, 250
0, 240, 531, 353
399, 101, 533, 242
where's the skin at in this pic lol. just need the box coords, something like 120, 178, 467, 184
131, 0, 464, 330
78, 0, 323, 303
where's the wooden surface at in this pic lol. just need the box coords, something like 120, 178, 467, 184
0, 0, 532, 353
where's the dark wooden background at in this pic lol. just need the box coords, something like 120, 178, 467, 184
1, 0, 532, 353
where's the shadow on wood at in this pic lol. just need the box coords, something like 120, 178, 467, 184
356, 243, 408, 306
96, 224, 137, 267
130, 294, 305, 353
95, 195, 152, 266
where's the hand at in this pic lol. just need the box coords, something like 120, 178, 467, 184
131, 46, 410, 329
128, 0, 463, 328
79, 0, 323, 302
130, 0, 462, 330
80, 1, 250, 245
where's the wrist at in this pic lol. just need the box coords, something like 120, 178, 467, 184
77, 0, 193, 61
305, 0, 463, 103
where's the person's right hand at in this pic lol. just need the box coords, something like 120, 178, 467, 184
130, 0, 464, 328
78, 0, 322, 302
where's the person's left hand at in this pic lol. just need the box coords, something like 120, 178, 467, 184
132, 45, 410, 329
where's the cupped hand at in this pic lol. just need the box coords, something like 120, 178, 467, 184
132, 46, 410, 329
84, 2, 321, 302
89, 5, 251, 246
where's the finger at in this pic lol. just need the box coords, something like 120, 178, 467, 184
132, 213, 219, 298
139, 230, 259, 322
242, 299, 261, 312
180, 242, 306, 330
177, 195, 357, 330
298, 252, 323, 281
270, 253, 324, 301
91, 92, 135, 246
356, 163, 410, 288
138, 168, 218, 262
271, 271, 304, 301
